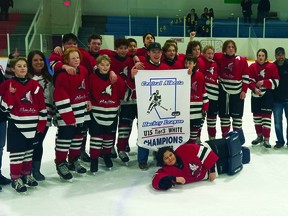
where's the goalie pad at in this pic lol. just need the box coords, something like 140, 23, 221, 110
241, 146, 250, 164
228, 153, 243, 175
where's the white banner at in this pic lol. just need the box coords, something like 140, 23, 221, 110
0, 57, 8, 75
135, 69, 191, 150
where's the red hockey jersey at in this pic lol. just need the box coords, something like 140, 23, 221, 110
152, 144, 218, 190
198, 55, 219, 101
190, 71, 209, 119
214, 53, 249, 94
53, 65, 90, 126
248, 61, 279, 98
89, 70, 126, 126
0, 78, 47, 138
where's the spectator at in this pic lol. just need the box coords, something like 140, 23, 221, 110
256, 0, 270, 24
241, 0, 253, 23
209, 8, 214, 19
0, 0, 13, 21
273, 47, 288, 149
199, 7, 211, 37
186, 8, 198, 33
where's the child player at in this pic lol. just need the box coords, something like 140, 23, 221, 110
184, 54, 209, 144
88, 55, 126, 173
0, 57, 47, 193
53, 48, 91, 181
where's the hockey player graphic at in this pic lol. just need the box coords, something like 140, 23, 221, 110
101, 84, 112, 96
147, 90, 167, 113
21, 91, 33, 104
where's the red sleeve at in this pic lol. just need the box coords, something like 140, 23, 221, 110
187, 144, 219, 171
53, 74, 76, 125
248, 63, 257, 90
49, 52, 64, 73
240, 58, 249, 93
262, 63, 280, 89
79, 48, 96, 75
152, 168, 171, 190
117, 76, 127, 100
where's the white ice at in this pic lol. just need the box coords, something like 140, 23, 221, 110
1, 91, 288, 216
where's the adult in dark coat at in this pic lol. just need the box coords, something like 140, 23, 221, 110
0, 0, 13, 21
256, 0, 270, 24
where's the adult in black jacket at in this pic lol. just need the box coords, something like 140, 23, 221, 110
241, 0, 252, 23
0, 0, 13, 21
256, 0, 270, 23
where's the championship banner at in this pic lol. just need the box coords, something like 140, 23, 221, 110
0, 57, 8, 75
135, 69, 191, 150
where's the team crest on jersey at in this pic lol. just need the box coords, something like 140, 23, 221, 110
21, 91, 33, 104
258, 69, 266, 78
102, 84, 112, 96
189, 163, 199, 176
122, 66, 128, 77
78, 79, 86, 91
191, 81, 198, 93
207, 66, 215, 75
225, 62, 234, 72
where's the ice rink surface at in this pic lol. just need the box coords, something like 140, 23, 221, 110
1, 91, 288, 216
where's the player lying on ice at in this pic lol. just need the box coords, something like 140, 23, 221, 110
152, 134, 248, 190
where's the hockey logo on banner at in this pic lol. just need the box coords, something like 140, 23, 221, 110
135, 69, 190, 150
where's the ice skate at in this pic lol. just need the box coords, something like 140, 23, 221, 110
21, 175, 38, 187
32, 161, 45, 181
68, 160, 87, 174
80, 150, 91, 163
251, 136, 263, 145
11, 178, 27, 193
103, 155, 113, 170
118, 151, 129, 166
125, 145, 131, 153
56, 161, 73, 181
90, 158, 99, 175
263, 140, 271, 149
110, 146, 117, 159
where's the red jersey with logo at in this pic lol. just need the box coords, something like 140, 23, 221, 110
89, 70, 126, 126
53, 65, 90, 126
152, 144, 218, 190
0, 78, 47, 138
214, 53, 249, 94
249, 61, 279, 98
